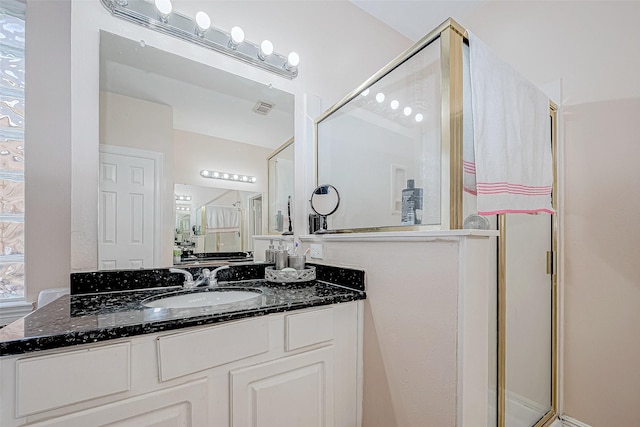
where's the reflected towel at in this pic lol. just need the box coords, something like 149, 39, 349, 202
469, 32, 554, 215
206, 206, 239, 232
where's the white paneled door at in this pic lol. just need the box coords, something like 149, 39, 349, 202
98, 145, 160, 270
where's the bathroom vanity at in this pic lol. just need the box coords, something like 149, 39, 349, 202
0, 264, 365, 427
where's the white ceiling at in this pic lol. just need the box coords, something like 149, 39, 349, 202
99, 31, 294, 150
350, 0, 487, 42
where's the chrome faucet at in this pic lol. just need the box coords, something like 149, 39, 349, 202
169, 268, 195, 288
209, 265, 230, 287
170, 266, 230, 288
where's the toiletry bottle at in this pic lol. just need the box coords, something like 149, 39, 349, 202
402, 180, 416, 225
402, 179, 425, 225
413, 184, 424, 224
265, 239, 275, 263
274, 240, 288, 270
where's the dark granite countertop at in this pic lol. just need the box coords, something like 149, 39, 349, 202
0, 263, 366, 357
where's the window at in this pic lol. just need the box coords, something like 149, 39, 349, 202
0, 0, 26, 300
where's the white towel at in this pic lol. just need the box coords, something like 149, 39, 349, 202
468, 32, 554, 215
206, 206, 239, 232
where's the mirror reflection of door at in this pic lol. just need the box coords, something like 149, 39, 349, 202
98, 31, 294, 268
98, 145, 161, 270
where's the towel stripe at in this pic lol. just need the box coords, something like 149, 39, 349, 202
463, 161, 476, 173
478, 208, 555, 215
477, 182, 552, 196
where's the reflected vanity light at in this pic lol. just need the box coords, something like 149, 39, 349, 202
390, 100, 399, 110
176, 206, 190, 211
101, 0, 299, 79
403, 106, 412, 116
201, 170, 257, 183
361, 89, 370, 97
375, 93, 385, 103
175, 195, 192, 201
415, 113, 424, 123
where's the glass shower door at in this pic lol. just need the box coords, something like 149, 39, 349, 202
502, 213, 554, 427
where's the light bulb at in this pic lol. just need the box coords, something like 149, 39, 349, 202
213, 171, 219, 177
259, 40, 273, 60
403, 106, 412, 116
390, 100, 399, 110
154, 0, 172, 22
361, 89, 370, 97
233, 174, 239, 180
251, 177, 257, 183
223, 173, 229, 179
242, 176, 248, 182
375, 93, 385, 103
195, 11, 210, 36
229, 26, 244, 49
415, 113, 424, 123
201, 170, 210, 176
284, 51, 300, 71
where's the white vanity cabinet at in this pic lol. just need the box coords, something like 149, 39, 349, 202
0, 301, 362, 427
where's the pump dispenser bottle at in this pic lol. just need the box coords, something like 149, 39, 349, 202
274, 240, 288, 270
265, 239, 275, 263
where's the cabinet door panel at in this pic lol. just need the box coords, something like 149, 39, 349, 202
231, 346, 334, 427
17, 343, 131, 416
23, 379, 208, 427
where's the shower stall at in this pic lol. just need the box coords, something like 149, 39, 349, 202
314, 18, 558, 427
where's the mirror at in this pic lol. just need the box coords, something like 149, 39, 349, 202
309, 185, 340, 233
267, 138, 295, 234
316, 36, 442, 231
310, 185, 340, 216
98, 31, 294, 269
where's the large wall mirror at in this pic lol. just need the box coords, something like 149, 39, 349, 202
315, 37, 442, 231
98, 31, 294, 270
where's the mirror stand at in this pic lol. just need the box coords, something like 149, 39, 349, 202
309, 185, 340, 234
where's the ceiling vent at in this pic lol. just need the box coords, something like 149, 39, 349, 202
252, 100, 275, 115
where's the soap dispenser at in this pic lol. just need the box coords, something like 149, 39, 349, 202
274, 240, 288, 270
265, 239, 275, 263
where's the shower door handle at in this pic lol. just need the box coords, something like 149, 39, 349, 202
546, 251, 556, 275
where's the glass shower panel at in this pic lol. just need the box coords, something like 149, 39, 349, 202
505, 213, 553, 426
317, 40, 441, 230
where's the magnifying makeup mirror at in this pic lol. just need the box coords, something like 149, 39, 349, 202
309, 185, 340, 233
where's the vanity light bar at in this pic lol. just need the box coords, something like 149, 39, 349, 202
176, 206, 190, 211
175, 195, 191, 201
200, 170, 257, 183
100, 0, 299, 79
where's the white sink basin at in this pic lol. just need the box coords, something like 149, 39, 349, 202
143, 289, 262, 309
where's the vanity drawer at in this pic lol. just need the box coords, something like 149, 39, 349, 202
285, 307, 335, 351
157, 317, 269, 381
16, 342, 131, 416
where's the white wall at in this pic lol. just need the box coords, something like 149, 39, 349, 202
24, 0, 71, 303
461, 2, 640, 425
